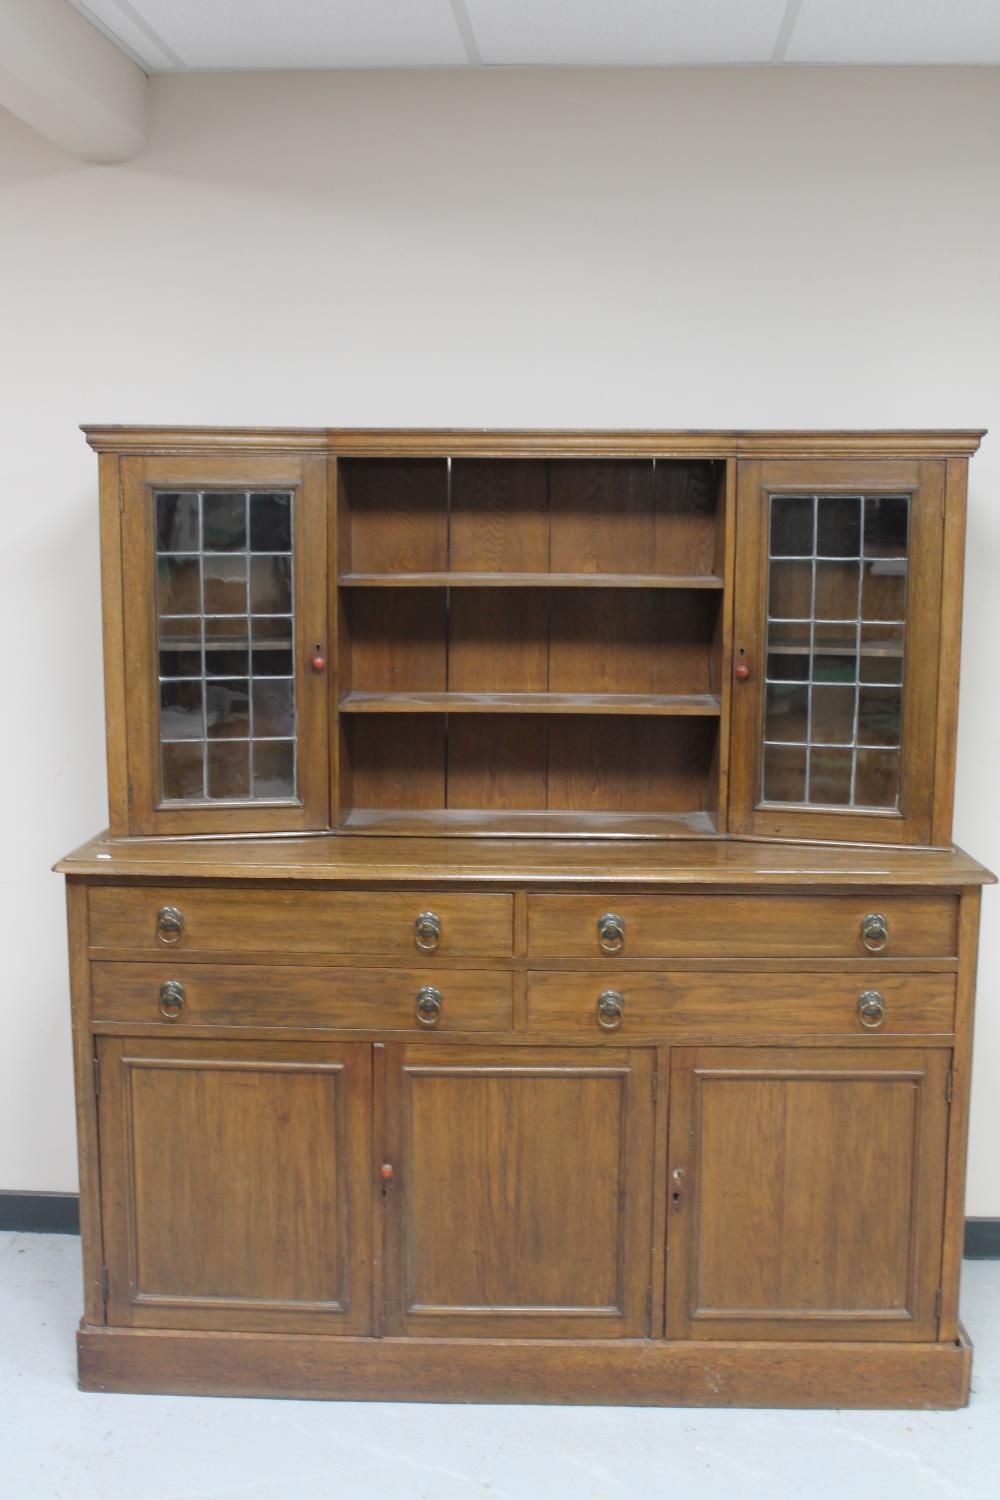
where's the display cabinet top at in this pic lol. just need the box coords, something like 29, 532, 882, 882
80, 427, 986, 459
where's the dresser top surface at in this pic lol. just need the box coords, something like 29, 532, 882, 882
55, 832, 995, 887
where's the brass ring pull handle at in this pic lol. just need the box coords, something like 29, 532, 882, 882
597, 912, 626, 955
156, 906, 184, 945
415, 911, 442, 953
159, 979, 186, 1021
861, 912, 889, 953
857, 990, 887, 1030
415, 986, 443, 1028
597, 989, 624, 1031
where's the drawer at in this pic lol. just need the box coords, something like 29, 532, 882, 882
88, 888, 513, 958
92, 964, 513, 1032
526, 894, 957, 959
526, 971, 956, 1039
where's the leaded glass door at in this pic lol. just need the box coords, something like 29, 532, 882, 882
119, 453, 329, 834
730, 459, 947, 845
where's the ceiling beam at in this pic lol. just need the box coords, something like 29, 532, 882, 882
0, 0, 146, 162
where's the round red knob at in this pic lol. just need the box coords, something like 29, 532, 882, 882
380, 1162, 394, 1181
735, 662, 750, 682
312, 653, 327, 672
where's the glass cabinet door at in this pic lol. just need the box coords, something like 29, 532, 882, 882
120, 454, 329, 834
730, 459, 947, 845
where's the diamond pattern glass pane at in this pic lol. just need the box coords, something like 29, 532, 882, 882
155, 490, 296, 802
761, 493, 908, 810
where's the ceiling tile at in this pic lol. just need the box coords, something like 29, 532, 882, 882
787, 0, 1000, 64
79, 0, 470, 71
464, 0, 790, 66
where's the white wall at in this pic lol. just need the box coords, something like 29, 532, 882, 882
1, 65, 998, 1210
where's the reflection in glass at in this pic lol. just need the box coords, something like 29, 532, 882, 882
207, 740, 250, 798
162, 741, 203, 800
252, 678, 294, 738
157, 557, 200, 615
154, 488, 297, 802
159, 680, 202, 739
206, 680, 250, 739
156, 493, 199, 552
770, 496, 813, 557
768, 560, 811, 620
203, 493, 246, 552
763, 744, 806, 802
855, 749, 900, 808
809, 748, 853, 804
203, 555, 247, 615
814, 561, 859, 621
251, 494, 292, 552
253, 740, 295, 799
864, 496, 908, 558
765, 683, 808, 743
861, 560, 906, 622
811, 685, 854, 744
250, 555, 292, 613
762, 491, 909, 811
816, 496, 861, 558
158, 648, 201, 678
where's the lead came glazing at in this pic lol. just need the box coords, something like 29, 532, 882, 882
762, 493, 908, 809
155, 490, 296, 802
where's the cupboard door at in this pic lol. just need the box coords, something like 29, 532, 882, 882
119, 453, 329, 834
730, 459, 947, 844
98, 1039, 371, 1333
383, 1045, 655, 1338
666, 1047, 949, 1342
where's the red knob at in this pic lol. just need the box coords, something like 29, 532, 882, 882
380, 1162, 394, 1181
312, 653, 327, 672
735, 662, 750, 682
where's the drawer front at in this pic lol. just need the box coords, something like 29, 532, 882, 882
92, 964, 513, 1032
527, 893, 957, 959
527, 971, 955, 1039
88, 888, 514, 958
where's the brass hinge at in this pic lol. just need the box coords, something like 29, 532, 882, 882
935, 1286, 943, 1322
101, 1266, 110, 1316
93, 1054, 100, 1097
946, 1068, 954, 1105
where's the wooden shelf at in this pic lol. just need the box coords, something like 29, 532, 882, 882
339, 691, 721, 717
341, 807, 720, 838
769, 638, 904, 658
339, 571, 724, 590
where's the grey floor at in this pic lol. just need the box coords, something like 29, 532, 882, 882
1, 1234, 997, 1500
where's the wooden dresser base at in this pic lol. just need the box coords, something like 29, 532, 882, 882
78, 1325, 973, 1409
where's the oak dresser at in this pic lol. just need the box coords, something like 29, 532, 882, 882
58, 426, 993, 1407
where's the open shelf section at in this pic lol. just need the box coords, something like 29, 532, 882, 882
339, 571, 724, 589
339, 691, 722, 716
335, 454, 729, 837
341, 807, 720, 838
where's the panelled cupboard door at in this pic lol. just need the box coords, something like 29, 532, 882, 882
666, 1047, 950, 1342
118, 453, 329, 834
382, 1045, 655, 1338
730, 459, 947, 844
97, 1039, 372, 1333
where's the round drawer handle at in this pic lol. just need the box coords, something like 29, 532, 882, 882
156, 906, 184, 945
159, 979, 186, 1021
597, 912, 625, 955
857, 989, 887, 1030
415, 985, 443, 1028
597, 989, 624, 1031
415, 911, 441, 953
861, 912, 889, 953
